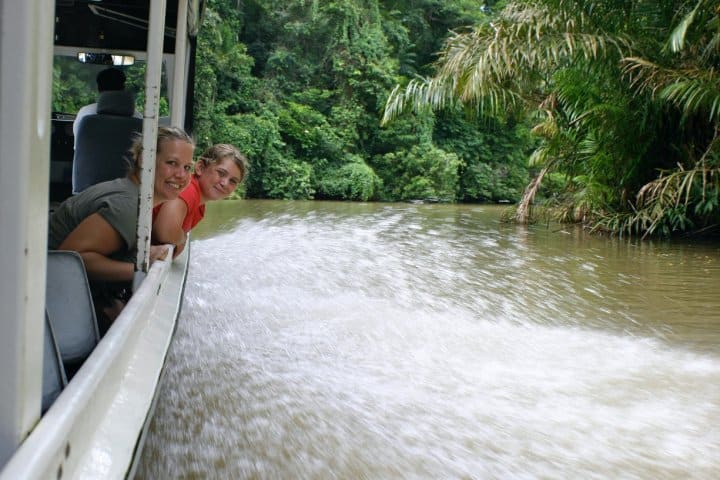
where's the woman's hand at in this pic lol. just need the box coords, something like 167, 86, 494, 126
150, 244, 170, 263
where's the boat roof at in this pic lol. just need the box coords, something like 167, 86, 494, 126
54, 0, 203, 53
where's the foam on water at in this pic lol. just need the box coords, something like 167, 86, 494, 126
137, 208, 720, 479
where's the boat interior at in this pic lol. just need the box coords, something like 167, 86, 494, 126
44, 0, 194, 413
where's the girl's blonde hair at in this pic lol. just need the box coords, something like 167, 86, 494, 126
127, 126, 195, 177
196, 144, 249, 181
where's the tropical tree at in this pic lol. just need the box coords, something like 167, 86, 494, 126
383, 0, 719, 236
615, 0, 720, 236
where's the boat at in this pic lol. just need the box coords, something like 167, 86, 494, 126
0, 1, 204, 477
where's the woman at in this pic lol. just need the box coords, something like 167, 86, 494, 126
48, 126, 195, 326
152, 143, 248, 256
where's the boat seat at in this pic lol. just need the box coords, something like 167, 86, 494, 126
45, 250, 100, 376
72, 90, 142, 194
42, 310, 67, 414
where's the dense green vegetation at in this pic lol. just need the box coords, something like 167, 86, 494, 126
191, 0, 533, 203
384, 0, 720, 237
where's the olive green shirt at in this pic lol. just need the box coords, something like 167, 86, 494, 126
48, 177, 139, 263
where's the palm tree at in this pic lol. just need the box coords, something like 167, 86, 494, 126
383, 0, 719, 236
618, 0, 720, 236
383, 1, 633, 120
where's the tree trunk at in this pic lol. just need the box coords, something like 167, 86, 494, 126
515, 166, 549, 224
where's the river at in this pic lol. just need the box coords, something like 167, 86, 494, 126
135, 200, 720, 479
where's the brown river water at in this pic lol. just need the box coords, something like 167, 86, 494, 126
135, 200, 720, 479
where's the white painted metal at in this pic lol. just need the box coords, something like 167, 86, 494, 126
0, 0, 55, 466
171, 0, 190, 126
136, 0, 169, 274
0, 246, 190, 480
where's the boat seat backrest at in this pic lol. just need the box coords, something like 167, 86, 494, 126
42, 310, 67, 414
45, 251, 100, 371
72, 90, 142, 194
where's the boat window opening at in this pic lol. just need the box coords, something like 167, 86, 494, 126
50, 55, 171, 203
52, 55, 169, 117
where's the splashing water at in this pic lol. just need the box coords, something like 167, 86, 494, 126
137, 203, 720, 479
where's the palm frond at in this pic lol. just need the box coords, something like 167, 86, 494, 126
623, 57, 720, 123
668, 0, 702, 52
661, 75, 720, 123
382, 1, 632, 124
624, 131, 720, 237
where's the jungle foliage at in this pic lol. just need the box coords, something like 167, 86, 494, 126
383, 0, 720, 237
190, 0, 532, 203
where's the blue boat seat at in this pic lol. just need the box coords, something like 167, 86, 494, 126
45, 250, 100, 376
72, 90, 142, 194
42, 310, 67, 413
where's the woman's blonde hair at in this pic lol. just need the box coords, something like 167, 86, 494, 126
196, 144, 249, 181
127, 126, 195, 177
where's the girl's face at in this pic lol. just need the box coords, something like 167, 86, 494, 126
195, 156, 243, 202
154, 139, 194, 203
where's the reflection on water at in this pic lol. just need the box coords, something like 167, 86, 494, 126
136, 200, 720, 479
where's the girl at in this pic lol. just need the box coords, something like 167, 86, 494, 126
152, 143, 248, 256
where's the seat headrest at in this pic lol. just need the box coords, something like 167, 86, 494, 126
97, 90, 135, 116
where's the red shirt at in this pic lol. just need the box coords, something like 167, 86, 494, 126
152, 175, 205, 233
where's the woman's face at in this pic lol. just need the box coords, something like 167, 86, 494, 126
195, 156, 243, 202
154, 139, 194, 203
